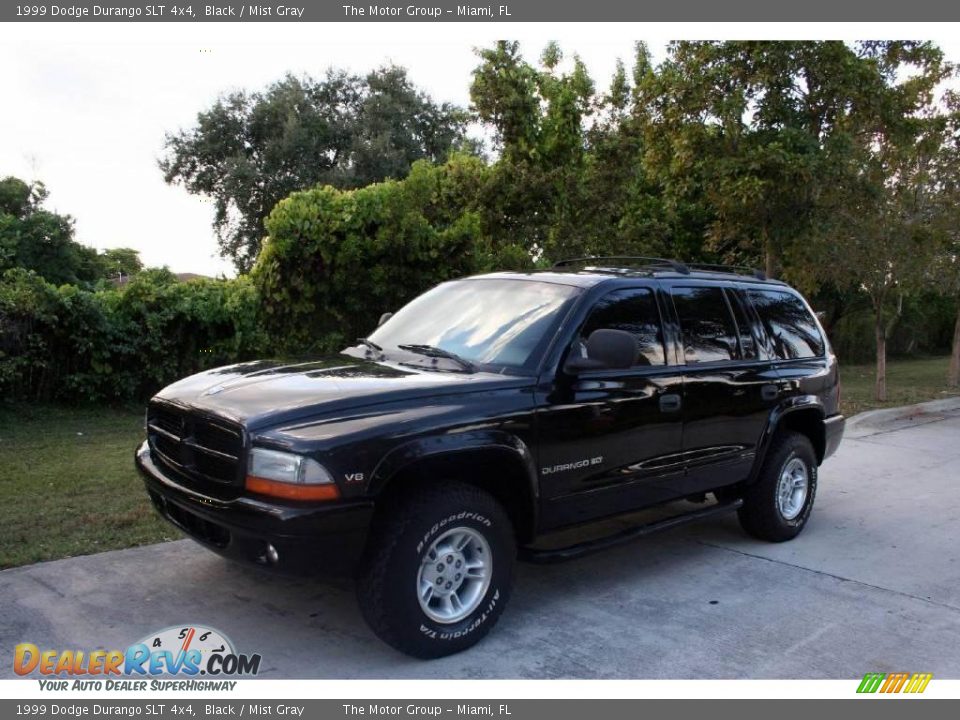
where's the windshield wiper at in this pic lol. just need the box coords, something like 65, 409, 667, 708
355, 337, 384, 357
397, 344, 476, 373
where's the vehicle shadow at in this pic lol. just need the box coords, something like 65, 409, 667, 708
202, 506, 759, 678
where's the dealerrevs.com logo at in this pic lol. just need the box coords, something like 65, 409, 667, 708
14, 625, 261, 691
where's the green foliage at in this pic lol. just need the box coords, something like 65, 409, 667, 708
0, 176, 39, 216
826, 293, 957, 364
247, 41, 958, 366
0, 176, 148, 288
0, 176, 94, 286
254, 156, 486, 353
97, 247, 144, 280
470, 41, 599, 261
641, 41, 950, 281
161, 67, 471, 272
5, 44, 959, 409
0, 269, 267, 403
464, 40, 958, 372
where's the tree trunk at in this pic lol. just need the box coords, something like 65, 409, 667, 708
873, 292, 903, 403
875, 318, 887, 402
764, 237, 777, 279
949, 302, 960, 388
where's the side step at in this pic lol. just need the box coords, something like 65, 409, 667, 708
519, 499, 744, 564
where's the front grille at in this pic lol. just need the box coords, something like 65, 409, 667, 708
147, 402, 245, 489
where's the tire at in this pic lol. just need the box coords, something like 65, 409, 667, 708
737, 431, 817, 542
356, 481, 516, 658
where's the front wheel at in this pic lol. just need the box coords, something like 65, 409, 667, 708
738, 431, 817, 542
356, 482, 515, 658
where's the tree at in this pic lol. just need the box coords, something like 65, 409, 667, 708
98, 247, 143, 280
470, 41, 596, 262
629, 41, 951, 400
0, 176, 96, 286
0, 176, 41, 217
817, 94, 949, 400
161, 67, 470, 271
253, 156, 485, 353
0, 176, 150, 287
588, 43, 712, 261
933, 91, 960, 387
643, 41, 948, 281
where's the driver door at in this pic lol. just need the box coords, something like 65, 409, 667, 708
535, 286, 685, 530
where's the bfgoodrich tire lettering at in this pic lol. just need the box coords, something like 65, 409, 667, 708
738, 431, 818, 542
356, 482, 515, 658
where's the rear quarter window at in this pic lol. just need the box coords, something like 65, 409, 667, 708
748, 289, 825, 359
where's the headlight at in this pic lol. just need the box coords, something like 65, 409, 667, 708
246, 448, 340, 501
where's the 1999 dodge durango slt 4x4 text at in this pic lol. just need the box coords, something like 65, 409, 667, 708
136, 257, 844, 658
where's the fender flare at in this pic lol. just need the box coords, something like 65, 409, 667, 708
368, 429, 540, 530
748, 396, 826, 483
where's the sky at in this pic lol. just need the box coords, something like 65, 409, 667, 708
2, 23, 959, 277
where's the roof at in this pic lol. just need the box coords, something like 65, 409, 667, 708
469, 271, 610, 288
470, 265, 788, 289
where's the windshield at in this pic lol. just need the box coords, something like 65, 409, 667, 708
365, 278, 580, 372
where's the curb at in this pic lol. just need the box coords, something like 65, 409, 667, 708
845, 396, 960, 438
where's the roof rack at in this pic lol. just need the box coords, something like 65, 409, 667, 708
552, 256, 690, 274
552, 256, 770, 281
685, 263, 767, 280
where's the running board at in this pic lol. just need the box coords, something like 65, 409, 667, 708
519, 499, 744, 564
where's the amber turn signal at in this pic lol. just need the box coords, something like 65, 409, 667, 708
245, 476, 341, 501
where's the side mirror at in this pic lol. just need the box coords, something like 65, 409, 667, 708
378, 312, 393, 327
564, 329, 638, 374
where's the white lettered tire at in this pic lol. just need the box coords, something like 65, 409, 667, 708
738, 431, 818, 542
356, 482, 515, 658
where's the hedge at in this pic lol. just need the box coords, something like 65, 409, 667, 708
0, 268, 267, 403
252, 156, 493, 354
4, 154, 955, 405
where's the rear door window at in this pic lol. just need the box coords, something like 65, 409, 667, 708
670, 286, 742, 364
748, 289, 825, 359
580, 288, 666, 366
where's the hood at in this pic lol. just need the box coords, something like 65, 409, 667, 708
153, 355, 528, 430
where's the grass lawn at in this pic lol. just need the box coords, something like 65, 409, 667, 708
0, 354, 956, 571
839, 355, 960, 417
0, 405, 180, 570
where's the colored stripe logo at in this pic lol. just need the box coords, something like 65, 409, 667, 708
857, 672, 932, 694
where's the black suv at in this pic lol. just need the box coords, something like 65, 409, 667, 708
137, 257, 844, 658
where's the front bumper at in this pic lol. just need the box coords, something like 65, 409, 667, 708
135, 440, 373, 575
823, 413, 845, 461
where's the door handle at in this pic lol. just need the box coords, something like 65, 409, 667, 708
761, 384, 779, 401
659, 393, 682, 413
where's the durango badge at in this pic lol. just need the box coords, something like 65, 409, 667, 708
542, 457, 603, 475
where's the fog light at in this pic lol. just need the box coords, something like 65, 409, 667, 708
257, 543, 279, 566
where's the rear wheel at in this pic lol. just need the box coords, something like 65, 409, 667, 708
738, 431, 817, 542
356, 481, 515, 658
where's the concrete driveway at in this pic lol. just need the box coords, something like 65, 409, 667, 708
3, 399, 960, 679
